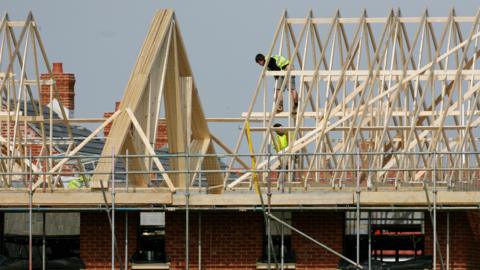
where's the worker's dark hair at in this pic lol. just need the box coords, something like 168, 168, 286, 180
255, 53, 265, 63
273, 123, 283, 128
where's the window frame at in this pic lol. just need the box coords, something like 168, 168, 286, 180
344, 211, 426, 263
260, 212, 295, 264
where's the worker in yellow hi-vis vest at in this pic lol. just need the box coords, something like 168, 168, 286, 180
273, 123, 289, 152
255, 53, 298, 114
272, 123, 291, 185
66, 176, 91, 189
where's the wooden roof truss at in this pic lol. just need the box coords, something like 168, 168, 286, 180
226, 9, 480, 191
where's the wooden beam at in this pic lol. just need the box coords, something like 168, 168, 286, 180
126, 108, 176, 192
92, 10, 174, 188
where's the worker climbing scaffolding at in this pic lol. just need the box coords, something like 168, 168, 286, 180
255, 53, 298, 113
272, 123, 295, 184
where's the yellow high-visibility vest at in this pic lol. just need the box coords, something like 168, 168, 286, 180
273, 55, 290, 69
67, 178, 82, 189
276, 133, 288, 151
66, 176, 90, 189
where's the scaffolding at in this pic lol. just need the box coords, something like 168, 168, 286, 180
226, 9, 480, 194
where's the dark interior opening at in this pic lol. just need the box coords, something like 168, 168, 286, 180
344, 224, 424, 263
260, 235, 296, 263
0, 235, 83, 270
132, 224, 167, 263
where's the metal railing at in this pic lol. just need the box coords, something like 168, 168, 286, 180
0, 150, 479, 192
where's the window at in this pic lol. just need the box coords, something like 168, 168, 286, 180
260, 212, 295, 264
132, 212, 167, 263
1, 212, 82, 269
4, 212, 80, 236
344, 211, 425, 263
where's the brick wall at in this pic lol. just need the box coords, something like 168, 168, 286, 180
424, 211, 480, 270
165, 211, 264, 270
80, 212, 138, 270
165, 211, 345, 270
292, 212, 344, 270
78, 210, 480, 270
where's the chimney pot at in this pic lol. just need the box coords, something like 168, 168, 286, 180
52, 63, 63, 74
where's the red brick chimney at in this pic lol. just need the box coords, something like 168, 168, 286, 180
40, 63, 76, 112
103, 101, 168, 148
103, 101, 121, 137
155, 120, 168, 148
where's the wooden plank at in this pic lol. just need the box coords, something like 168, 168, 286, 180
126, 108, 176, 192
188, 138, 210, 185
124, 134, 150, 187
287, 17, 477, 24
92, 10, 173, 188
359, 191, 480, 206
163, 37, 187, 187
203, 142, 224, 193
241, 110, 476, 119
265, 69, 480, 80
173, 23, 224, 192
91, 74, 149, 187
0, 190, 478, 207
211, 134, 249, 169
0, 191, 171, 206
172, 192, 354, 206
46, 110, 120, 173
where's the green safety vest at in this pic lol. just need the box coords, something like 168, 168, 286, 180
272, 55, 290, 69
276, 133, 289, 151
67, 176, 90, 189
67, 178, 82, 189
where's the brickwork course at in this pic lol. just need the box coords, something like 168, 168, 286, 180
292, 212, 344, 270
77, 210, 480, 269
80, 212, 139, 270
165, 211, 264, 270
424, 211, 480, 270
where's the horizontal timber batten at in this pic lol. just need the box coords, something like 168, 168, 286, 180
0, 190, 171, 206
0, 190, 480, 208
287, 16, 477, 24
266, 69, 480, 81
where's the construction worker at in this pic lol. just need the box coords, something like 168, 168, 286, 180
273, 123, 289, 152
255, 53, 298, 113
66, 176, 90, 189
272, 123, 291, 186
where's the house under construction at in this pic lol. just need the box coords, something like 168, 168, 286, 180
0, 8, 480, 270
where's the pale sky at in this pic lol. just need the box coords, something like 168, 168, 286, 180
2, 0, 479, 146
